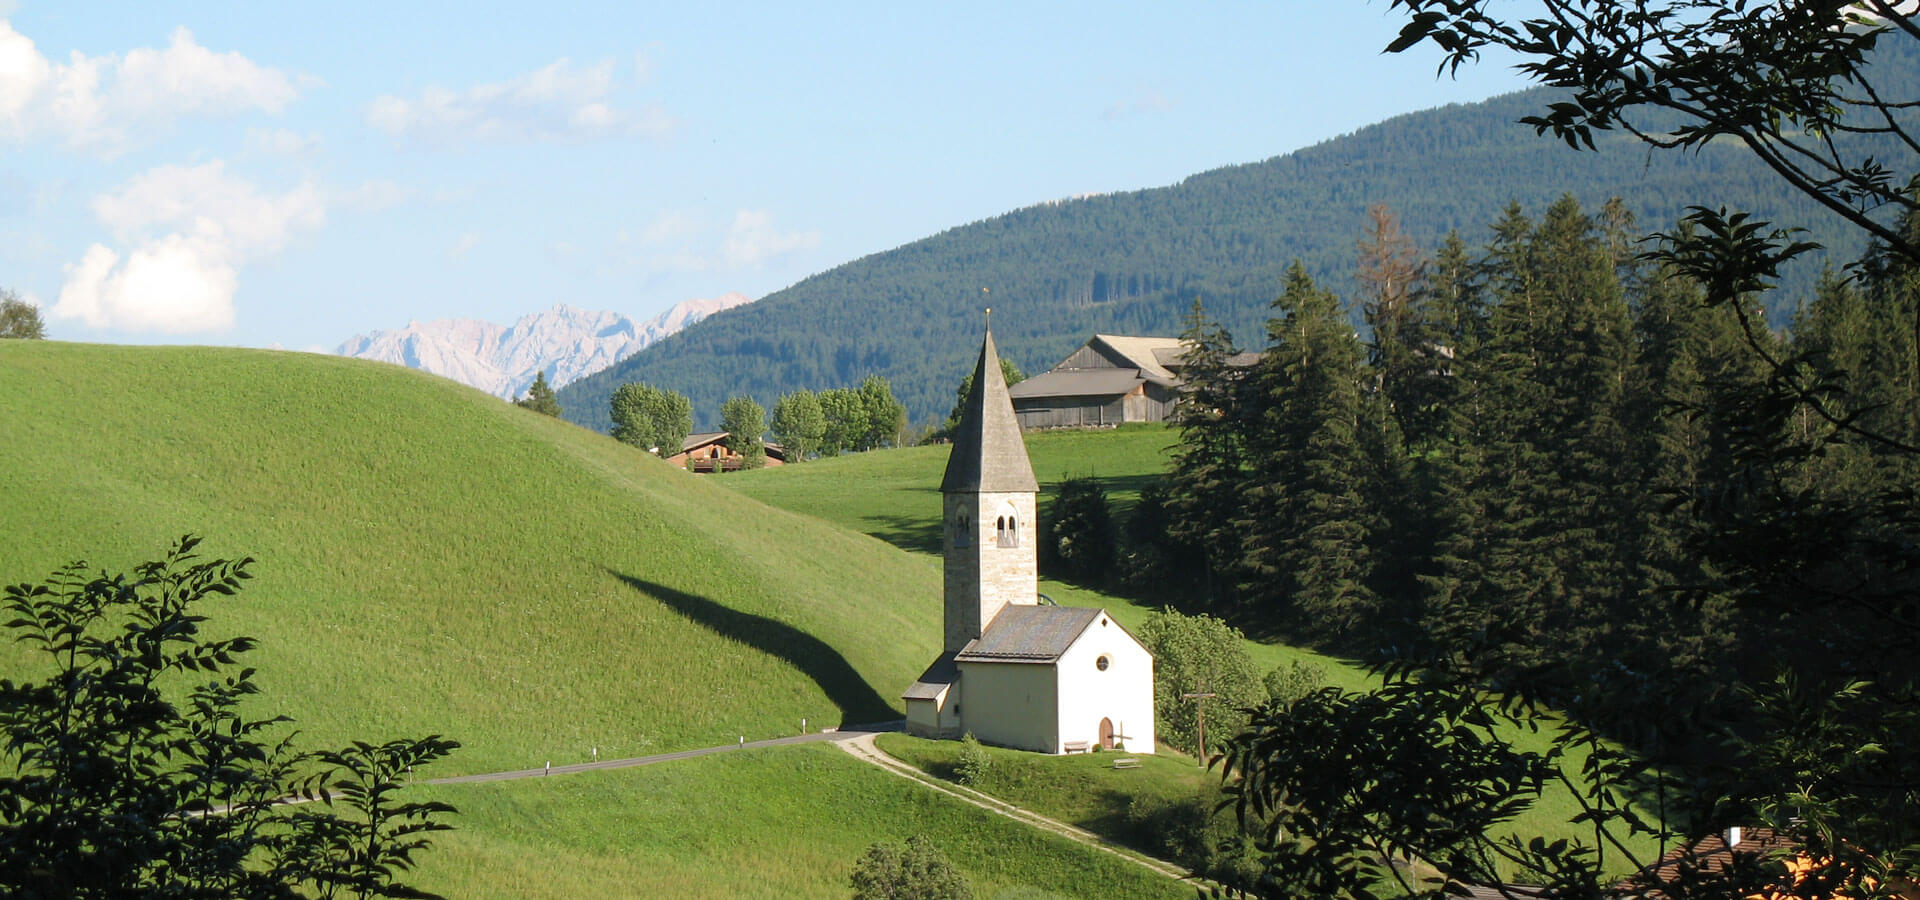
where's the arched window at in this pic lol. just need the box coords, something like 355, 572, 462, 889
954, 512, 972, 548
996, 507, 1019, 549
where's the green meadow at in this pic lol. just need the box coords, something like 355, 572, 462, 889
410, 744, 1188, 899
0, 341, 943, 775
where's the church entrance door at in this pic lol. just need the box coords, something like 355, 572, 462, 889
1098, 717, 1114, 750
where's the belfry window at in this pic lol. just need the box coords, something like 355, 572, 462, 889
996, 513, 1018, 548
954, 512, 972, 548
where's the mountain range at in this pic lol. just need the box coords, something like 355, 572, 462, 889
334, 293, 754, 400
553, 42, 1916, 432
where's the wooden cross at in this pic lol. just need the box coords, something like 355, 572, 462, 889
1182, 685, 1219, 767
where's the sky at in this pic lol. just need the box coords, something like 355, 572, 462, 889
0, 2, 1532, 353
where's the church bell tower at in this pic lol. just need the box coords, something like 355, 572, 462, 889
939, 321, 1039, 652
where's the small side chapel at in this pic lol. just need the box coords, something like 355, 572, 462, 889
904, 323, 1156, 755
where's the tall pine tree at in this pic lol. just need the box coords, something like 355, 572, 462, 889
1237, 262, 1379, 636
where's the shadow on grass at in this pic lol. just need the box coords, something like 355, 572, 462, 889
859, 513, 943, 556
608, 570, 899, 726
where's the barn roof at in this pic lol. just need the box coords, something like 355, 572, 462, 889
955, 605, 1103, 663
1007, 368, 1150, 400
1091, 334, 1183, 381
940, 326, 1039, 493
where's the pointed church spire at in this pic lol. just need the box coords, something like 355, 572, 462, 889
940, 318, 1038, 493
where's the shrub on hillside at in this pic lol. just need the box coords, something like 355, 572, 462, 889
1263, 660, 1327, 705
1123, 789, 1262, 891
849, 835, 974, 900
1137, 608, 1263, 758
953, 733, 993, 787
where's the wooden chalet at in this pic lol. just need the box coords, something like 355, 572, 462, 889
664, 432, 787, 473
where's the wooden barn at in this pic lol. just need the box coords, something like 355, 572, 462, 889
1007, 334, 1185, 430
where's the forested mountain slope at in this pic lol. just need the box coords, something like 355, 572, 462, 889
559, 45, 1915, 431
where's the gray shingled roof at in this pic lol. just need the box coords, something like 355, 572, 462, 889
955, 605, 1102, 663
940, 326, 1039, 493
903, 652, 960, 700
1008, 368, 1149, 400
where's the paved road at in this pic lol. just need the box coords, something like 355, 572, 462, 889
419, 724, 899, 786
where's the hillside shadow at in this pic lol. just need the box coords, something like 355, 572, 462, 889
860, 513, 943, 555
609, 571, 898, 725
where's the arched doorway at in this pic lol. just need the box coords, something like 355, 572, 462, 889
1098, 717, 1114, 750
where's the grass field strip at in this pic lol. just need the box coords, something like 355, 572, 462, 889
835, 733, 1197, 884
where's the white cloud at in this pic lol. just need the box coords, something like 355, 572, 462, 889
723, 210, 820, 266
635, 210, 697, 244
1102, 87, 1174, 120
334, 178, 414, 213
244, 126, 320, 156
448, 232, 481, 258
53, 161, 323, 334
366, 56, 672, 144
0, 22, 298, 152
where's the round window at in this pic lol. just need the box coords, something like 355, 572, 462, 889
1096, 655, 1111, 672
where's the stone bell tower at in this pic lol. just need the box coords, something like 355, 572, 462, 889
938, 320, 1039, 652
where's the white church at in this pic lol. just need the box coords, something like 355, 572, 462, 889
904, 324, 1156, 755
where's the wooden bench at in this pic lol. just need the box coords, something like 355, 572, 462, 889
1062, 740, 1091, 754
1111, 757, 1141, 769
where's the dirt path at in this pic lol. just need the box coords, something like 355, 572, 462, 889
834, 732, 1193, 883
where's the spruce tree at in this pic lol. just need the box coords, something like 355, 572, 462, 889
1238, 262, 1378, 635
514, 370, 563, 417
1165, 299, 1247, 606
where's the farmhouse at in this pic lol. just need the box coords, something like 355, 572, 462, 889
1008, 334, 1184, 430
664, 432, 787, 473
904, 324, 1156, 754
1008, 333, 1260, 430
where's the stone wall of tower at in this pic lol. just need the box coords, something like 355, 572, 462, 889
942, 490, 1038, 652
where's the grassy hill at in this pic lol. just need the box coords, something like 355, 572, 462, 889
0, 341, 1224, 897
0, 341, 946, 775
557, 43, 1919, 431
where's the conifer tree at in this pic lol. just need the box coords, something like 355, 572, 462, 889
1424, 197, 1636, 678
514, 370, 563, 417
1238, 262, 1378, 634
1166, 299, 1247, 606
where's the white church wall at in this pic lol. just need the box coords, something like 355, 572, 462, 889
906, 682, 962, 739
954, 661, 1059, 753
1054, 615, 1157, 754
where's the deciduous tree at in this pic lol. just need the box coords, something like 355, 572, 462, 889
769, 389, 826, 462
0, 289, 44, 339
720, 395, 767, 469
0, 536, 458, 899
609, 382, 693, 456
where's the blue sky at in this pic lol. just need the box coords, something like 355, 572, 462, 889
0, 2, 1530, 351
